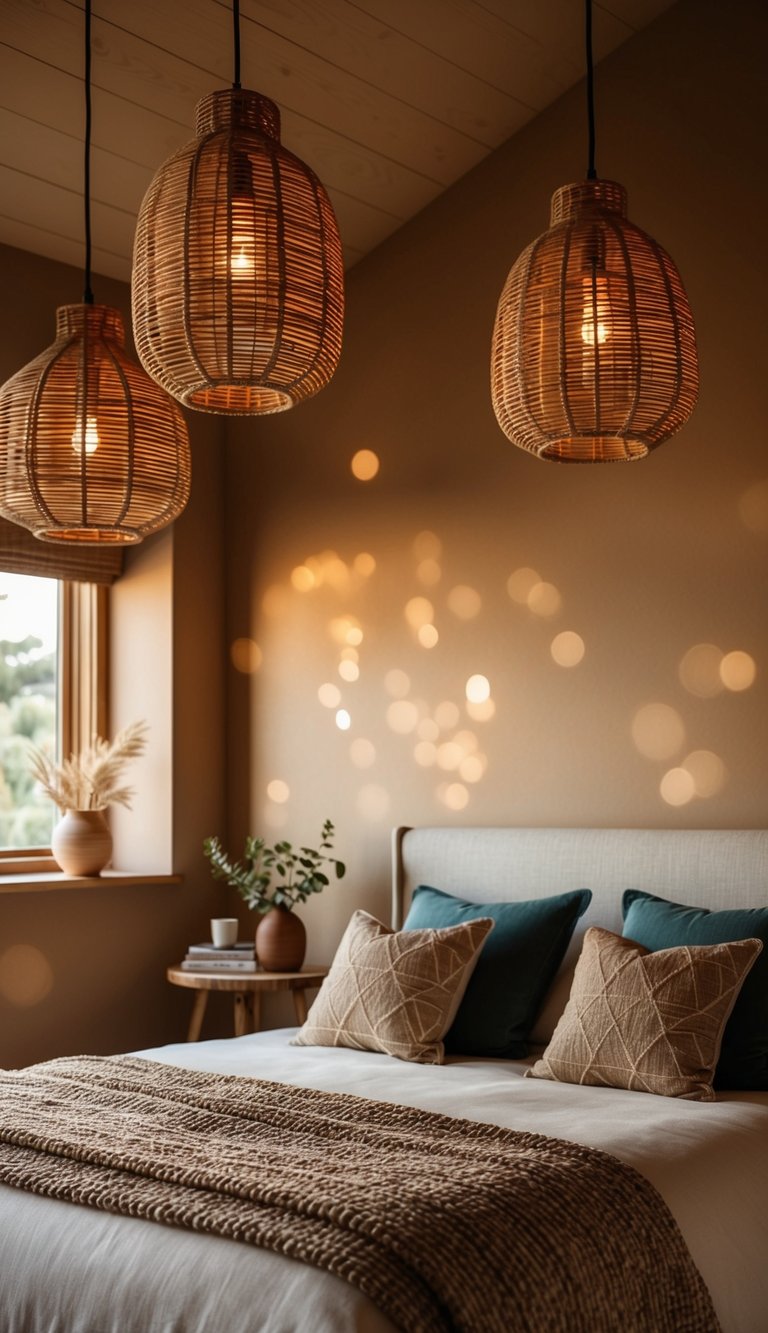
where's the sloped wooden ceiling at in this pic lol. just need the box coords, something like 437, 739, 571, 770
0, 0, 676, 280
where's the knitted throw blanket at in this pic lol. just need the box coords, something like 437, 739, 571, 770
0, 1056, 720, 1333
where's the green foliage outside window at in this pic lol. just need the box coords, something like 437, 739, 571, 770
0, 622, 57, 850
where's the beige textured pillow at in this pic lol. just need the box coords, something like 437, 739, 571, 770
526, 927, 762, 1100
291, 910, 493, 1064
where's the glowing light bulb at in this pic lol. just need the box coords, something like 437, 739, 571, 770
231, 241, 253, 275
229, 157, 256, 279
580, 275, 610, 347
70, 415, 99, 455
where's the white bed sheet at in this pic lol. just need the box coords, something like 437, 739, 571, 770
2, 1028, 767, 1333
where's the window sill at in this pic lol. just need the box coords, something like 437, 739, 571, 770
0, 870, 183, 895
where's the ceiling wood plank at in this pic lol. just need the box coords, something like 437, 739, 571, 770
233, 0, 527, 143
1, 3, 441, 219
351, 0, 569, 111
0, 216, 128, 283
0, 0, 680, 279
80, 0, 493, 185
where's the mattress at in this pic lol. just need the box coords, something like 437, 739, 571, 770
2, 1027, 767, 1333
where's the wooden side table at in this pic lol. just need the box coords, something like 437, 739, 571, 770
166, 965, 328, 1041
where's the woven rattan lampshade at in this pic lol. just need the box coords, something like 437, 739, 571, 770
491, 180, 698, 463
132, 88, 344, 415
0, 304, 191, 543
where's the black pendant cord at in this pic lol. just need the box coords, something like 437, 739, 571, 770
232, 0, 242, 90
585, 0, 597, 180
83, 0, 94, 303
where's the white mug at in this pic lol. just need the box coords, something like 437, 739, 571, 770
211, 917, 238, 948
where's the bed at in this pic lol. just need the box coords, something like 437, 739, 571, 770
2, 825, 768, 1333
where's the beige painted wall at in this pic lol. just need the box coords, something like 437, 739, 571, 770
2, 0, 767, 1056
224, 0, 768, 977
0, 246, 228, 1067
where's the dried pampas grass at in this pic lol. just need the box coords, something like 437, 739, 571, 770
28, 721, 148, 813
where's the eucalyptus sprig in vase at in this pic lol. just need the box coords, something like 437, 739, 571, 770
28, 721, 148, 875
203, 819, 345, 971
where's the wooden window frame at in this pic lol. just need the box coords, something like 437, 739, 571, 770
0, 580, 109, 874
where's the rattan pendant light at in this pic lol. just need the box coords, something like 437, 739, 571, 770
491, 0, 698, 463
132, 1, 344, 415
0, 0, 190, 543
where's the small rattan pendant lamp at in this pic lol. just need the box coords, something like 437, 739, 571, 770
0, 0, 190, 543
490, 0, 698, 463
132, 0, 344, 415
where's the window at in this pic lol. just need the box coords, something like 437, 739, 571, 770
0, 575, 108, 870
0, 573, 58, 850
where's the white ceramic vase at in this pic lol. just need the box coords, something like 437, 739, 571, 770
51, 809, 113, 876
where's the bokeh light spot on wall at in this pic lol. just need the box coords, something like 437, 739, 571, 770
335, 709, 352, 731
417, 717, 440, 742
506, 567, 540, 604
527, 581, 562, 617
417, 558, 442, 587
447, 585, 482, 620
631, 703, 686, 761
340, 646, 359, 663
460, 753, 486, 783
413, 530, 442, 561
0, 945, 53, 1007
230, 638, 263, 674
465, 674, 491, 704
466, 697, 496, 722
266, 779, 290, 804
354, 552, 376, 578
414, 740, 438, 767
660, 767, 696, 807
385, 668, 411, 698
738, 478, 768, 533
291, 564, 316, 592
440, 782, 470, 811
350, 737, 376, 769
387, 699, 420, 734
550, 631, 585, 667
682, 750, 726, 798
434, 700, 460, 730
338, 659, 360, 682
417, 624, 439, 649
453, 729, 478, 754
356, 784, 390, 821
405, 597, 434, 629
678, 643, 724, 698
351, 449, 380, 481
318, 682, 341, 708
437, 741, 463, 771
324, 556, 351, 592
720, 650, 757, 692
329, 615, 363, 646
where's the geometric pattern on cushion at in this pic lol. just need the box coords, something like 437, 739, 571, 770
291, 909, 493, 1064
526, 927, 763, 1100
623, 889, 768, 1091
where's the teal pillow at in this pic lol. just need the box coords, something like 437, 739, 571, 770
622, 890, 768, 1090
403, 885, 591, 1058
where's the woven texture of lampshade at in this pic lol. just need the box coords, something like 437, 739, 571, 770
0, 304, 191, 544
132, 89, 344, 415
491, 179, 699, 463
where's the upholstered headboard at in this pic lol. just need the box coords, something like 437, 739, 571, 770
392, 826, 768, 1041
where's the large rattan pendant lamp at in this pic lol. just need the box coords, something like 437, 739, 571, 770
132, 0, 344, 415
0, 0, 191, 543
491, 0, 698, 463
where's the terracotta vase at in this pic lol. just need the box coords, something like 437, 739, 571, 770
255, 906, 306, 972
51, 809, 113, 876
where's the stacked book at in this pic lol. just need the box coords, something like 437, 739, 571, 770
180, 941, 257, 973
